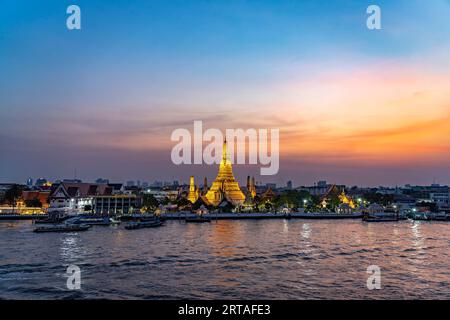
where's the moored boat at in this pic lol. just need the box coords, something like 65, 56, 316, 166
33, 224, 91, 233
427, 213, 450, 221
70, 216, 111, 226
0, 214, 48, 221
124, 220, 164, 230
119, 214, 161, 222
34, 216, 70, 224
363, 215, 399, 222
408, 212, 430, 221
109, 217, 121, 225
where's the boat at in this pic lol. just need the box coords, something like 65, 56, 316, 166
0, 214, 48, 221
71, 216, 111, 226
139, 215, 163, 222
408, 212, 430, 221
428, 213, 450, 221
185, 215, 211, 223
363, 215, 399, 222
34, 215, 71, 224
119, 214, 160, 221
109, 218, 121, 225
33, 224, 91, 233
34, 209, 76, 224
124, 220, 164, 230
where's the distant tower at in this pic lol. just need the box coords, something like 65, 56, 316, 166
187, 176, 199, 203
287, 180, 293, 189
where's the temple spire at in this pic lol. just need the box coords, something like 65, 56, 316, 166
204, 137, 245, 206
222, 138, 229, 163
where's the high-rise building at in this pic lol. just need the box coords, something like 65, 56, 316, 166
35, 178, 48, 187
266, 183, 277, 189
287, 180, 293, 189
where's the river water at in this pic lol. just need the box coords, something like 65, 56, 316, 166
1, 219, 450, 299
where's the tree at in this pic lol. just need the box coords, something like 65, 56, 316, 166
275, 190, 312, 210
160, 197, 171, 205
24, 198, 42, 208
176, 197, 191, 208
218, 201, 235, 213
142, 194, 159, 210
362, 192, 394, 206
417, 201, 438, 213
4, 184, 23, 213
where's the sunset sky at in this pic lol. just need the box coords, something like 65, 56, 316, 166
1, 0, 450, 186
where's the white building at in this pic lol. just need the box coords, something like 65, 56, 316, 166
49, 182, 139, 215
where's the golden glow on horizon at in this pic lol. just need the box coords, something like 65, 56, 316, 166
42, 62, 450, 167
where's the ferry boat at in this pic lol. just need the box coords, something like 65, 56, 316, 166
34, 215, 70, 224
34, 208, 76, 224
33, 224, 91, 233
68, 216, 111, 226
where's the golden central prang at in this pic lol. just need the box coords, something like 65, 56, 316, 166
187, 139, 246, 207
204, 138, 246, 206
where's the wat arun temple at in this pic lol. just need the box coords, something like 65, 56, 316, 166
187, 139, 252, 207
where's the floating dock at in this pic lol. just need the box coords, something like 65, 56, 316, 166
0, 214, 48, 220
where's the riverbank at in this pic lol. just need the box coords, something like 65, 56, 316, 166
162, 212, 363, 220
0, 212, 363, 221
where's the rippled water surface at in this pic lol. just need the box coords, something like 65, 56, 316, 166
1, 219, 450, 299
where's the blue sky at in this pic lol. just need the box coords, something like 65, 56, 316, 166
1, 0, 450, 186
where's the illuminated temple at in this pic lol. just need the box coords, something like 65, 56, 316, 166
188, 139, 246, 207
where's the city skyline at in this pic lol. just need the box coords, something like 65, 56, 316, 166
2, 0, 450, 186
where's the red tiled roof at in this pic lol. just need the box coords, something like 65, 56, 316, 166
53, 183, 113, 198
22, 190, 50, 204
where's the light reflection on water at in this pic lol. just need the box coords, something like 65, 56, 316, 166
1, 219, 450, 299
60, 236, 80, 263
